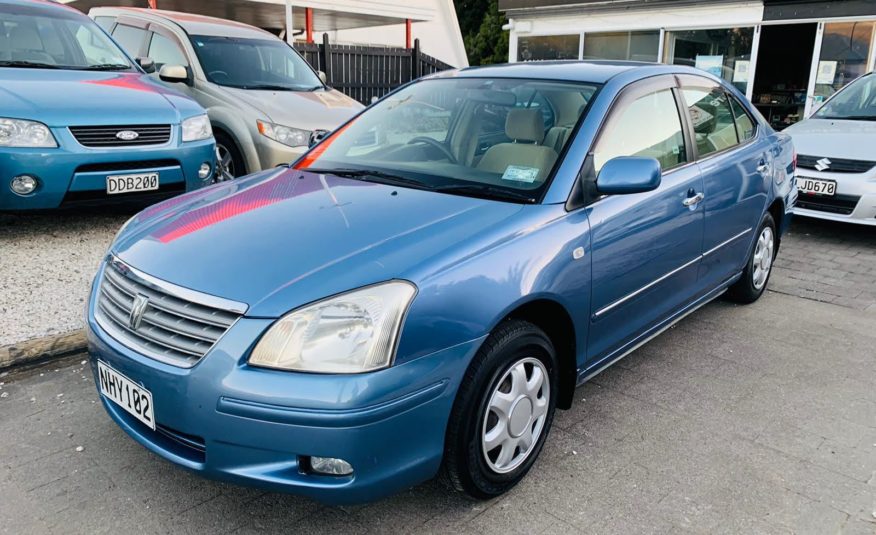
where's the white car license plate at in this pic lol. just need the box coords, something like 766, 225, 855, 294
797, 176, 836, 196
106, 173, 159, 195
97, 361, 155, 430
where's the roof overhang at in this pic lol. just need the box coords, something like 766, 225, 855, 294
500, 0, 748, 15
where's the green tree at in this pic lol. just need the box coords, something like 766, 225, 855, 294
456, 0, 509, 65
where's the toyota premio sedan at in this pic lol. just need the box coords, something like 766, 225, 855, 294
87, 62, 796, 504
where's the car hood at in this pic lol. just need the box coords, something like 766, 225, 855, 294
114, 169, 524, 317
0, 69, 198, 126
219, 87, 362, 130
784, 118, 876, 160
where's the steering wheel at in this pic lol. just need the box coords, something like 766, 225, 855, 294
208, 70, 230, 83
407, 136, 457, 164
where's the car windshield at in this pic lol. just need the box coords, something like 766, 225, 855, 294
0, 3, 133, 71
299, 78, 599, 203
190, 35, 322, 90
814, 74, 876, 121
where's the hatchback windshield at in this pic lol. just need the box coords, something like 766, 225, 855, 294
191, 35, 322, 91
814, 74, 876, 121
300, 78, 599, 202
0, 3, 132, 71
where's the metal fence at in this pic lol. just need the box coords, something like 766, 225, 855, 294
295, 36, 453, 104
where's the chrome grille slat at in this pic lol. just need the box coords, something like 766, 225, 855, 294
95, 260, 243, 368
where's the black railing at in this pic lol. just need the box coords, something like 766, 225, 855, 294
295, 36, 453, 104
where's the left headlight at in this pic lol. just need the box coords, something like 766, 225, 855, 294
249, 281, 417, 374
0, 117, 57, 148
257, 120, 310, 147
181, 115, 212, 142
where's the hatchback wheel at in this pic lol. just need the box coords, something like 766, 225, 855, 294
214, 133, 245, 181
443, 320, 557, 499
726, 212, 777, 303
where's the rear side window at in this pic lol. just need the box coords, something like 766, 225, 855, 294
681, 87, 739, 157
729, 97, 756, 142
148, 32, 188, 69
111, 24, 146, 55
593, 88, 687, 173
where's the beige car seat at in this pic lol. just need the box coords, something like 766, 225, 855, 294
477, 109, 558, 181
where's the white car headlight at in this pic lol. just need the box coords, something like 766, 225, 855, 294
0, 117, 57, 148
257, 120, 310, 147
181, 115, 212, 142
249, 281, 417, 374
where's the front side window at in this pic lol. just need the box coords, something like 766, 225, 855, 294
681, 87, 739, 157
111, 24, 147, 56
299, 78, 599, 202
0, 4, 133, 70
813, 73, 876, 121
593, 89, 686, 173
190, 35, 321, 90
148, 32, 188, 69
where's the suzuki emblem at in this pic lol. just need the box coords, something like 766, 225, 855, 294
116, 130, 140, 141
814, 157, 831, 172
129, 294, 149, 330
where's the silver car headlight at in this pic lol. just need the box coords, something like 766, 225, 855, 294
257, 120, 310, 147
0, 117, 57, 148
249, 281, 417, 373
181, 114, 212, 142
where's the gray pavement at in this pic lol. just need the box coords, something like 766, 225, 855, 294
1, 291, 874, 535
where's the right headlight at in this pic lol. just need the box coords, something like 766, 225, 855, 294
249, 281, 417, 374
0, 117, 57, 148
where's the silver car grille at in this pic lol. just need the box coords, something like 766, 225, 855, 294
95, 258, 245, 368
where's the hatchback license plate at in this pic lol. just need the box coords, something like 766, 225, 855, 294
97, 361, 155, 430
797, 176, 836, 196
106, 173, 159, 195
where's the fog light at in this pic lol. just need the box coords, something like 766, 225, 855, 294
198, 162, 211, 180
10, 175, 38, 195
309, 456, 353, 476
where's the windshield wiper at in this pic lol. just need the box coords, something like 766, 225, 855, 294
78, 63, 131, 71
0, 60, 61, 69
432, 184, 537, 203
303, 167, 432, 190
243, 84, 294, 91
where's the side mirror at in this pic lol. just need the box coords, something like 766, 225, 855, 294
596, 157, 662, 195
159, 64, 189, 84
135, 56, 155, 73
317, 70, 327, 84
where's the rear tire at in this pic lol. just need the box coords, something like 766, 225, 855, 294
443, 320, 558, 500
726, 212, 777, 304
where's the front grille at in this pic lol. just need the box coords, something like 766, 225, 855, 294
796, 193, 861, 215
797, 155, 876, 174
70, 125, 172, 147
95, 259, 243, 367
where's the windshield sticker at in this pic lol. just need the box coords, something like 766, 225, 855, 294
502, 165, 539, 183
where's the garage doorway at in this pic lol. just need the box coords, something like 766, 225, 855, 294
751, 23, 817, 130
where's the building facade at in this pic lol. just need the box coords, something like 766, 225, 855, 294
500, 0, 876, 129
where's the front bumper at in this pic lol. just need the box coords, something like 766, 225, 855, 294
0, 127, 215, 210
793, 168, 876, 226
253, 135, 307, 171
85, 267, 480, 504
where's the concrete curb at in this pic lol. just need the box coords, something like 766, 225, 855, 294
0, 330, 86, 371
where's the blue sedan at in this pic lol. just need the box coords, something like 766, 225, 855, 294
86, 61, 797, 504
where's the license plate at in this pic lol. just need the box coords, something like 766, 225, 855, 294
797, 176, 836, 196
106, 173, 159, 195
97, 361, 155, 430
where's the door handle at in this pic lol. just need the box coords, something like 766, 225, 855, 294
757, 160, 770, 175
683, 192, 704, 207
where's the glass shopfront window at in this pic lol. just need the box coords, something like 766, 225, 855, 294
582, 31, 660, 62
812, 22, 875, 106
517, 34, 580, 61
664, 28, 755, 94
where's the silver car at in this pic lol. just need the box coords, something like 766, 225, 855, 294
90, 7, 363, 179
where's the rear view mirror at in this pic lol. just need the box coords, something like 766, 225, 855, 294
318, 70, 327, 84
135, 56, 155, 73
596, 157, 661, 195
159, 64, 189, 84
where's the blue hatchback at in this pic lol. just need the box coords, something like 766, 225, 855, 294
0, 0, 215, 210
86, 61, 797, 504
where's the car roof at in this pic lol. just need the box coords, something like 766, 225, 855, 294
1, 0, 88, 17
90, 7, 275, 39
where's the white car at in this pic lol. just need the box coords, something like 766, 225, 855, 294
785, 73, 876, 226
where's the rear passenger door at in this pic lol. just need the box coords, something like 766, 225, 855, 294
677, 75, 771, 292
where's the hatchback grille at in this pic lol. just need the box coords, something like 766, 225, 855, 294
795, 193, 860, 215
797, 155, 875, 174
70, 125, 172, 147
95, 259, 244, 367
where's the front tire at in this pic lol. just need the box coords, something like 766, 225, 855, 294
443, 320, 558, 500
726, 212, 777, 304
214, 132, 245, 181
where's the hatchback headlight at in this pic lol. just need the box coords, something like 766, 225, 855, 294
257, 120, 310, 147
0, 118, 57, 148
249, 281, 417, 373
181, 115, 212, 142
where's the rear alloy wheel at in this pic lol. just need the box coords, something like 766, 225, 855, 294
726, 212, 777, 303
443, 320, 557, 500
